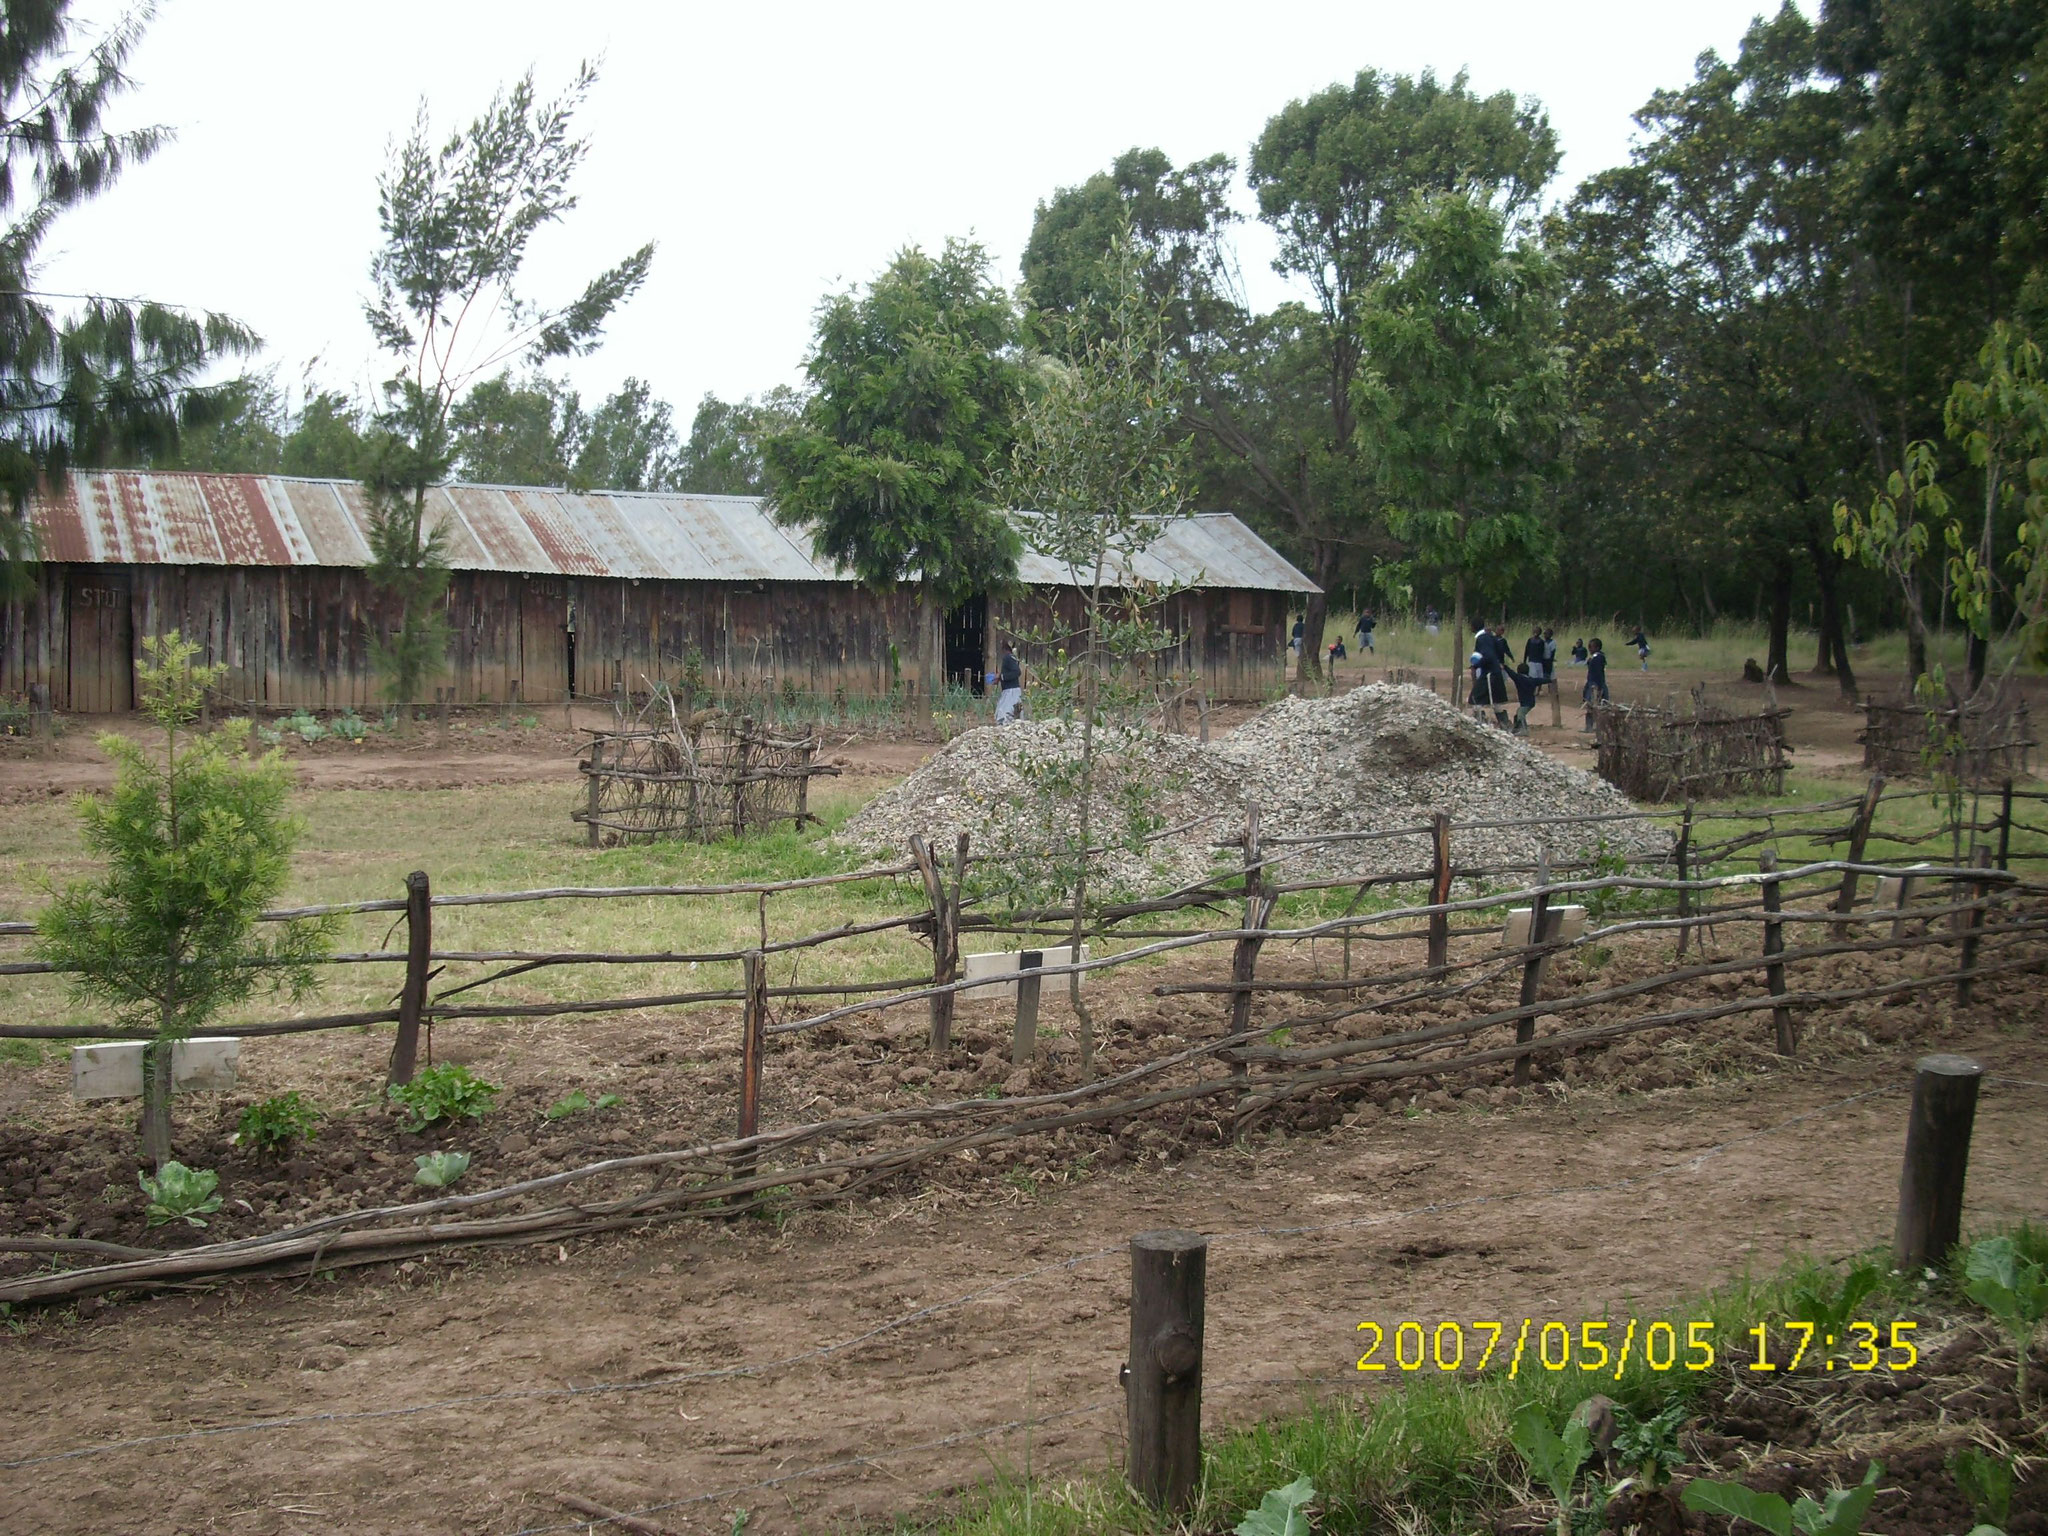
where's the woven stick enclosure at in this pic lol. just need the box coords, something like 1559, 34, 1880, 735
1860, 685, 2034, 783
1593, 686, 1790, 800
574, 709, 835, 845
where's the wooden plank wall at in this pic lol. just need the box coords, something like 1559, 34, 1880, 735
0, 566, 1293, 712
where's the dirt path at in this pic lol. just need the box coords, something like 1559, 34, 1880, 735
3, 1029, 2042, 1536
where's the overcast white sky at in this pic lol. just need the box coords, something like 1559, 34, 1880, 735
41, 0, 1795, 421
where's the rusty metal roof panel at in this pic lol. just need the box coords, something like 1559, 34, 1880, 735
33, 473, 1317, 592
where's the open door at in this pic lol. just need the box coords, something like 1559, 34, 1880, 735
944, 593, 988, 696
65, 569, 134, 712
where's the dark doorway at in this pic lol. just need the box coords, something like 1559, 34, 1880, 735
65, 569, 133, 712
945, 593, 987, 696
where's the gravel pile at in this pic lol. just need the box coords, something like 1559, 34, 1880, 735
838, 684, 1668, 891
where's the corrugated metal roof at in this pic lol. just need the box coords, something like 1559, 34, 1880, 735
31, 471, 1319, 593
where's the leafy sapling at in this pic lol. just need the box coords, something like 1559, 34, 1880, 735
1681, 1460, 1882, 1536
139, 1162, 224, 1227
1610, 1400, 1688, 1493
412, 1151, 471, 1188
1950, 1446, 2012, 1535
1963, 1235, 2048, 1407
1510, 1401, 1593, 1536
387, 1063, 498, 1133
233, 1091, 321, 1153
1235, 1475, 1316, 1536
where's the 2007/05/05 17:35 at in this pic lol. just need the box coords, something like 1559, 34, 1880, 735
1355, 1319, 1921, 1378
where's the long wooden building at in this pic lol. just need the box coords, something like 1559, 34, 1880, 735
1, 471, 1317, 712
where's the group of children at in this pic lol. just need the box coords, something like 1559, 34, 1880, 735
1465, 627, 1649, 734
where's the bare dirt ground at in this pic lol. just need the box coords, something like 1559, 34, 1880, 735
0, 994, 2043, 1536
0, 669, 2042, 1536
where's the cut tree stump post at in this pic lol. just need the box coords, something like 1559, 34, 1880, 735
1760, 848, 1793, 1055
1512, 846, 1554, 1088
1958, 846, 1994, 1007
1427, 813, 1452, 973
1675, 800, 1695, 959
1833, 774, 1884, 939
585, 737, 604, 847
1012, 950, 1042, 1067
1893, 1054, 1982, 1270
386, 870, 431, 1087
912, 834, 960, 1054
1125, 1229, 1207, 1514
736, 950, 767, 1180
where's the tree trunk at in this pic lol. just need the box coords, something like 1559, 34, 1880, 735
1295, 538, 1337, 688
1812, 563, 1839, 675
915, 582, 935, 729
1451, 572, 1468, 705
1766, 562, 1792, 684
1829, 613, 1858, 700
1967, 471, 1997, 696
140, 1038, 172, 1171
1904, 589, 1928, 685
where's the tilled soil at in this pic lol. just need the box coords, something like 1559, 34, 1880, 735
0, 1001, 2041, 1535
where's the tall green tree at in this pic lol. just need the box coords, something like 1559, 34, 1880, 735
0, 0, 257, 588
575, 377, 685, 492
363, 62, 654, 707
676, 387, 802, 495
764, 240, 1023, 720
35, 633, 331, 1169
1204, 69, 1559, 679
449, 372, 572, 486
1355, 190, 1568, 680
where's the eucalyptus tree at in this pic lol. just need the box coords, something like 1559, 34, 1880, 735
363, 62, 654, 706
0, 0, 257, 590
1210, 69, 1558, 678
764, 240, 1023, 721
1354, 191, 1568, 680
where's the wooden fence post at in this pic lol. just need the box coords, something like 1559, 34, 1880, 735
584, 737, 605, 847
1958, 846, 1994, 1007
386, 870, 432, 1087
436, 688, 450, 749
1512, 846, 1554, 1088
1760, 848, 1793, 1055
1198, 689, 1210, 743
1893, 1054, 1982, 1270
736, 950, 767, 1180
1012, 949, 1042, 1067
1675, 800, 1695, 959
1997, 779, 2013, 872
1833, 774, 1884, 938
1126, 1229, 1207, 1514
912, 834, 961, 1055
1229, 807, 1269, 1038
1427, 812, 1452, 973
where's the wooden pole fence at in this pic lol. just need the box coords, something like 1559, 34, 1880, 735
1759, 848, 1793, 1054
386, 871, 431, 1087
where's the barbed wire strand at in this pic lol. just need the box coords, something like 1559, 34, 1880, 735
0, 1077, 1912, 1480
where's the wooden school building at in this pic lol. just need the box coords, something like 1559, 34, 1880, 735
1, 471, 1318, 712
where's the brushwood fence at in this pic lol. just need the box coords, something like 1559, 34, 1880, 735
2, 776, 2045, 1302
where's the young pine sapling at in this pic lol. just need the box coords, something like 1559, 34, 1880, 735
35, 633, 334, 1169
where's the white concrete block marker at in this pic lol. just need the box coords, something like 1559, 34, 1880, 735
961, 945, 1089, 1001
1502, 906, 1587, 949
70, 1038, 241, 1101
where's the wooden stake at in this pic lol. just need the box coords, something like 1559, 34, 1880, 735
1198, 689, 1210, 744
1126, 1229, 1206, 1513
1012, 949, 1042, 1067
1675, 800, 1695, 958
1998, 779, 2013, 872
1958, 845, 1994, 1007
1760, 848, 1793, 1055
1893, 1054, 1982, 1270
1427, 812, 1452, 973
585, 737, 604, 848
387, 871, 431, 1087
912, 835, 961, 1054
736, 950, 767, 1178
1512, 846, 1554, 1088
1229, 807, 1269, 1038
1833, 774, 1884, 938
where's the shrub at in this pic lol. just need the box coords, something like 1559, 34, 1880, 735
233, 1091, 321, 1153
387, 1063, 499, 1133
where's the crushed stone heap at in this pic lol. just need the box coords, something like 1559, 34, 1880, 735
838, 683, 1670, 892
